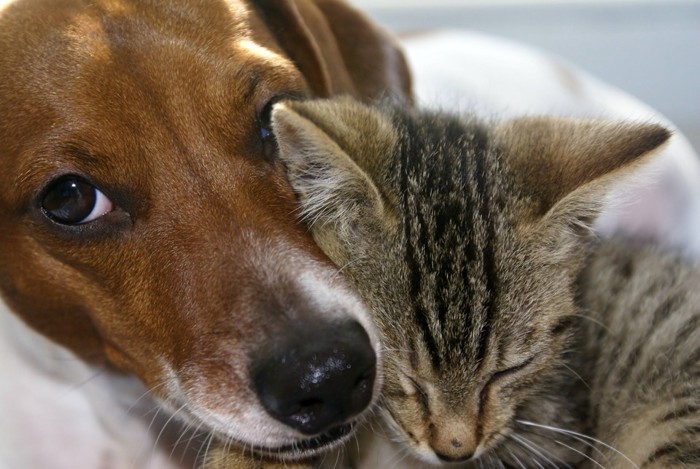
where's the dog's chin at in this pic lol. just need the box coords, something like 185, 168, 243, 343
221, 422, 356, 460
270, 422, 356, 458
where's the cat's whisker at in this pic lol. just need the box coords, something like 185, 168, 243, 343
488, 453, 506, 469
516, 420, 639, 468
373, 417, 416, 469
492, 457, 503, 469
568, 312, 617, 337
506, 447, 527, 469
553, 439, 607, 469
509, 434, 556, 469
558, 361, 592, 391
509, 435, 541, 468
516, 419, 614, 468
381, 439, 412, 469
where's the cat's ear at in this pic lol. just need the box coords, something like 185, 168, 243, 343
271, 97, 396, 229
497, 116, 670, 225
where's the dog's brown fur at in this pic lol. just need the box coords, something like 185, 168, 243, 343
0, 0, 411, 465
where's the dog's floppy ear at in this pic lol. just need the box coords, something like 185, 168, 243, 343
251, 0, 412, 103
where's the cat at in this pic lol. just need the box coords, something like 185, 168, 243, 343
266, 96, 700, 468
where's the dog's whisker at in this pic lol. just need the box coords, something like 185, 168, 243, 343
197, 431, 217, 469
168, 416, 199, 463
150, 403, 187, 465
126, 379, 174, 416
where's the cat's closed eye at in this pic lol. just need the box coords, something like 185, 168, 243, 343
494, 355, 536, 381
480, 355, 536, 404
406, 375, 431, 412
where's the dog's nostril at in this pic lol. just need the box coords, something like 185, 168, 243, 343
296, 397, 323, 411
355, 366, 374, 385
251, 320, 376, 435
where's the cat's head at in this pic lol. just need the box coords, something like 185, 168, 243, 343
272, 97, 669, 465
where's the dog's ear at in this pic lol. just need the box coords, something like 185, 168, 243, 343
250, 0, 412, 104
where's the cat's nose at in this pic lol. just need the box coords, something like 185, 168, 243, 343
431, 432, 477, 463
435, 449, 473, 463
251, 320, 376, 435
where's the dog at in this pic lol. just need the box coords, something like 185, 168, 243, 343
0, 0, 412, 467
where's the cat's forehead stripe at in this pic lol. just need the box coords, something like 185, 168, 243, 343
397, 113, 501, 371
400, 115, 443, 369
471, 124, 498, 368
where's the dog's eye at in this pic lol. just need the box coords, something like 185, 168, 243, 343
41, 177, 114, 225
259, 100, 274, 140
259, 99, 277, 160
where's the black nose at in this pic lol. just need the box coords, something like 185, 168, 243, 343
251, 320, 376, 435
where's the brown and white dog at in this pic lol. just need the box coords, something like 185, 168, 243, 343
0, 0, 411, 467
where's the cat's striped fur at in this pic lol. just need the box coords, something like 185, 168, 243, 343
271, 96, 698, 468
577, 240, 700, 467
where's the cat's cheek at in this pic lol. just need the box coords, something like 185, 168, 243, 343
477, 387, 519, 453
381, 399, 435, 461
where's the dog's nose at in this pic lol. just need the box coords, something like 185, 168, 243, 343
251, 320, 376, 435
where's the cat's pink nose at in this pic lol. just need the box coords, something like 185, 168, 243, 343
428, 417, 479, 462
435, 448, 473, 463
431, 436, 476, 462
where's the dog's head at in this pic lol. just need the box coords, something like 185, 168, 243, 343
0, 0, 410, 457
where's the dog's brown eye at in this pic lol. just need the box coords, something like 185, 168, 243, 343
260, 100, 274, 139
259, 99, 278, 160
41, 177, 113, 225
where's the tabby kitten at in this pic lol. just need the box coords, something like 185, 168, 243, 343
270, 96, 698, 468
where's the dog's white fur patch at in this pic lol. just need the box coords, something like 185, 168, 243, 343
0, 298, 184, 468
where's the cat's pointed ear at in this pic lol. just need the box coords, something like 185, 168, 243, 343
271, 97, 396, 228
497, 117, 670, 224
